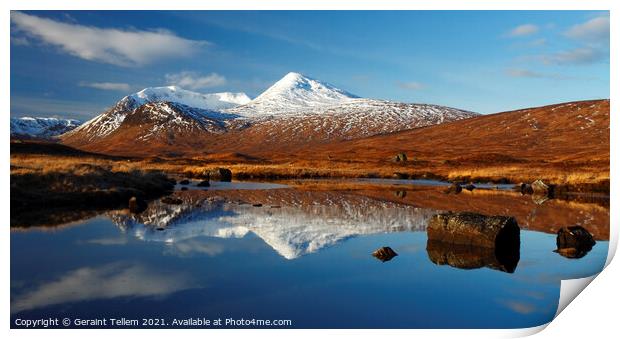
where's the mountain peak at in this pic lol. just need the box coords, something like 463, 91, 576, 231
227, 72, 358, 117
128, 86, 251, 111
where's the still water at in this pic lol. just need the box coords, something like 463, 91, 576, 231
10, 181, 609, 328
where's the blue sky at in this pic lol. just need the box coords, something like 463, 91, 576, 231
10, 10, 610, 120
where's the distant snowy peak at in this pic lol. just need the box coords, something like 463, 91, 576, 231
129, 86, 251, 111
227, 72, 359, 117
10, 117, 81, 139
64, 86, 250, 141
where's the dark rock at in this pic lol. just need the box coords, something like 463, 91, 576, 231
161, 196, 183, 205
427, 212, 520, 248
128, 196, 147, 214
372, 247, 398, 262
394, 153, 408, 162
207, 168, 233, 182
196, 180, 210, 187
179, 179, 190, 185
555, 226, 595, 258
444, 183, 462, 194
252, 203, 263, 207
426, 240, 519, 273
180, 187, 188, 191
464, 184, 476, 191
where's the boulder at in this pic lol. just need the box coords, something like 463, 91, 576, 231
208, 168, 233, 182
372, 247, 398, 262
179, 179, 190, 185
161, 196, 183, 205
128, 196, 147, 214
196, 180, 210, 187
252, 203, 263, 207
427, 212, 520, 248
394, 153, 408, 162
556, 226, 595, 258
444, 183, 462, 194
426, 240, 519, 273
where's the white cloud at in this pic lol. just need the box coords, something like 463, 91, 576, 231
396, 81, 425, 90
505, 68, 572, 80
11, 11, 207, 66
565, 15, 610, 42
508, 24, 539, 37
11, 263, 195, 313
79, 82, 131, 91
542, 47, 606, 65
165, 71, 227, 90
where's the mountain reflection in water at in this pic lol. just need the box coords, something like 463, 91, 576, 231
10, 183, 610, 328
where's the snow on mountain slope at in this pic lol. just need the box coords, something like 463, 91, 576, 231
10, 117, 81, 139
226, 72, 358, 117
232, 99, 478, 146
131, 86, 251, 111
62, 86, 249, 141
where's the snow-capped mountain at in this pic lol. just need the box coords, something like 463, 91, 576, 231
131, 86, 251, 111
62, 87, 249, 142
10, 117, 81, 139
61, 72, 478, 156
226, 72, 358, 117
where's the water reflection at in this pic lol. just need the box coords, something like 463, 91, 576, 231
426, 241, 520, 273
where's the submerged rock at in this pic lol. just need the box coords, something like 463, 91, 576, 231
372, 247, 398, 262
555, 226, 596, 259
444, 183, 462, 194
180, 187, 188, 191
427, 212, 520, 248
128, 196, 147, 214
179, 179, 190, 185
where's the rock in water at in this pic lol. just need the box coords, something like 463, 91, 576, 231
128, 196, 147, 214
197, 180, 210, 187
427, 212, 520, 248
179, 179, 190, 185
464, 184, 476, 191
372, 246, 398, 262
444, 183, 462, 194
556, 226, 596, 258
208, 168, 233, 182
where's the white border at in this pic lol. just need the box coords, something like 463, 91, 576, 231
3, 1, 616, 338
